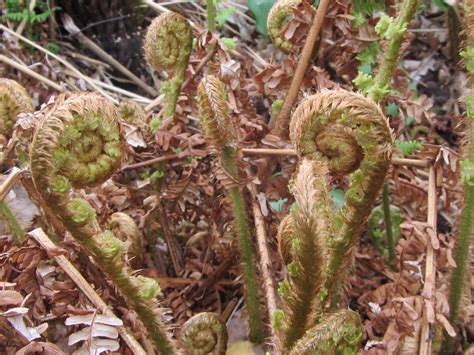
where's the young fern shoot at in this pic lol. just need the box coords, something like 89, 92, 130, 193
267, 0, 304, 53
181, 312, 228, 355
275, 90, 393, 353
197, 75, 265, 343
0, 78, 34, 142
29, 93, 176, 354
0, 78, 34, 245
144, 12, 193, 119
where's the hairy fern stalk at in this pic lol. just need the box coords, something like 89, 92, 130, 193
29, 93, 176, 354
442, 1, 474, 351
197, 75, 265, 343
275, 90, 393, 353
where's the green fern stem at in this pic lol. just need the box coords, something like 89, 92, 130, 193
29, 93, 175, 354
221, 148, 264, 343
447, 184, 474, 339
0, 200, 24, 246
443, 8, 474, 344
382, 183, 396, 261
207, 0, 216, 32
164, 65, 187, 118
197, 76, 265, 343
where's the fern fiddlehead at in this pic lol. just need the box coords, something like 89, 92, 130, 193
29, 93, 176, 354
181, 312, 228, 355
0, 78, 34, 142
267, 0, 304, 53
276, 90, 393, 352
197, 75, 265, 343
0, 79, 34, 245
144, 12, 193, 118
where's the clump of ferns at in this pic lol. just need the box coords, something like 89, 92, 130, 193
197, 75, 265, 343
28, 92, 232, 355
144, 12, 193, 119
28, 92, 177, 354
273, 90, 394, 353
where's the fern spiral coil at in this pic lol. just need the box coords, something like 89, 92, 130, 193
181, 312, 228, 355
276, 90, 393, 352
30, 93, 175, 354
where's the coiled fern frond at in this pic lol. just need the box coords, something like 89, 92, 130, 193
144, 12, 193, 118
275, 90, 393, 352
181, 312, 228, 355
0, 78, 33, 140
267, 0, 305, 52
29, 93, 176, 354
197, 75, 264, 342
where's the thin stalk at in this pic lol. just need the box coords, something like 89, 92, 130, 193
382, 183, 395, 261
442, 185, 474, 353
0, 201, 24, 246
222, 147, 264, 343
207, 0, 216, 32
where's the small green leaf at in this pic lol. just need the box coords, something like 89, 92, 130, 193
405, 116, 414, 126
221, 37, 237, 50
386, 102, 399, 117
358, 63, 372, 75
396, 140, 423, 157
330, 189, 345, 209
247, 0, 277, 37
269, 198, 288, 212
216, 6, 237, 28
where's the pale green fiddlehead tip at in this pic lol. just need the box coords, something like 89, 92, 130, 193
289, 309, 363, 355
197, 75, 236, 151
144, 12, 193, 73
95, 230, 126, 262
0, 78, 34, 139
30, 93, 123, 197
68, 198, 97, 226
267, 0, 305, 52
133, 275, 161, 301
181, 312, 228, 355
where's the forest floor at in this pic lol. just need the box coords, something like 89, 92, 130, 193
0, 0, 472, 354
